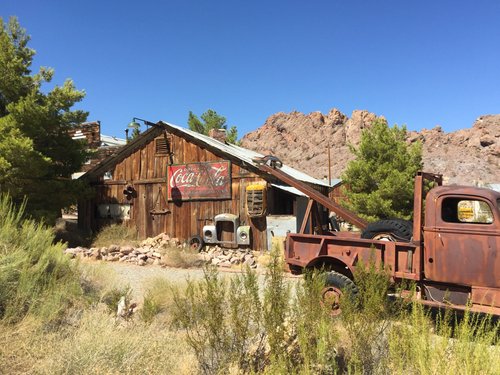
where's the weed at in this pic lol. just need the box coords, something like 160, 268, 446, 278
388, 301, 500, 374
91, 223, 139, 248
0, 306, 197, 375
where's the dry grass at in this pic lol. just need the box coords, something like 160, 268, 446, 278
0, 306, 197, 375
91, 223, 140, 248
161, 247, 205, 268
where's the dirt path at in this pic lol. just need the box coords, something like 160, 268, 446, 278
102, 262, 206, 300
93, 261, 285, 301
88, 261, 300, 302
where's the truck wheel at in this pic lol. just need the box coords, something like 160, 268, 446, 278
322, 271, 359, 316
361, 219, 412, 242
188, 235, 204, 252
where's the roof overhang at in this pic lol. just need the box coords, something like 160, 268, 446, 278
271, 183, 308, 197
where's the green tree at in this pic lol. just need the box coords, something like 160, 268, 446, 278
341, 119, 423, 222
188, 109, 238, 144
0, 16, 90, 222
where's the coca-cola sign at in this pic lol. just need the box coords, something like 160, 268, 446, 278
167, 161, 231, 201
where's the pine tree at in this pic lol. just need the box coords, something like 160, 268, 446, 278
341, 119, 423, 222
188, 109, 238, 144
0, 17, 90, 222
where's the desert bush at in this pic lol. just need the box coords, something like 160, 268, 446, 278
339, 255, 400, 374
262, 246, 292, 367
293, 270, 338, 374
172, 265, 266, 374
91, 223, 139, 248
388, 302, 500, 375
162, 247, 204, 268
0, 194, 87, 325
172, 248, 345, 374
141, 291, 163, 324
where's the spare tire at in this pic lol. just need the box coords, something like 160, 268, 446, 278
361, 219, 413, 242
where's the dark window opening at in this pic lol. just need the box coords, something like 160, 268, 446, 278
441, 197, 493, 224
269, 188, 294, 215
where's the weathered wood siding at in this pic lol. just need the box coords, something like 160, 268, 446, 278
88, 132, 268, 250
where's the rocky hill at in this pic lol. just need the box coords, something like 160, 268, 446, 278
240, 109, 500, 185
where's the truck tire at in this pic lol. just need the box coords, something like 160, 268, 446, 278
322, 271, 359, 316
361, 219, 413, 242
188, 235, 204, 252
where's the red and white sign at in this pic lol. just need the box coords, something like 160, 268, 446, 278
167, 161, 231, 201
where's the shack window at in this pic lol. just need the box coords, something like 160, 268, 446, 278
269, 188, 294, 215
441, 198, 493, 224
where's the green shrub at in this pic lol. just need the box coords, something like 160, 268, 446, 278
263, 246, 292, 367
388, 302, 500, 374
172, 266, 263, 374
294, 270, 338, 374
0, 194, 87, 325
339, 255, 398, 374
140, 291, 163, 323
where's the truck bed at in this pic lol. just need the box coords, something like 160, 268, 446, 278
285, 232, 421, 281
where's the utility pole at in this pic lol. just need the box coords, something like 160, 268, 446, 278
328, 142, 332, 186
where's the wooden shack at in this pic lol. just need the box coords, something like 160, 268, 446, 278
79, 121, 331, 251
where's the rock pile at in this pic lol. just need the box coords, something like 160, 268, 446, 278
200, 246, 258, 269
64, 233, 182, 266
64, 232, 259, 269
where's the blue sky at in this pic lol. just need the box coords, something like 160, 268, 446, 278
3, 1, 500, 139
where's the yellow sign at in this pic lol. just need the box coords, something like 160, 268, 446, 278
458, 206, 474, 221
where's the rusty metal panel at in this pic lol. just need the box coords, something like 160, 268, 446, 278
471, 286, 500, 308
286, 233, 420, 279
423, 187, 500, 288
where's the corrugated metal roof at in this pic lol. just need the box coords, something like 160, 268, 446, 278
486, 183, 500, 192
160, 121, 330, 187
101, 134, 126, 147
271, 183, 308, 197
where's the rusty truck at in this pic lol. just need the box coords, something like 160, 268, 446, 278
255, 161, 500, 316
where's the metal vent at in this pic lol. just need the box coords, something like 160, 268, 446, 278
155, 135, 172, 155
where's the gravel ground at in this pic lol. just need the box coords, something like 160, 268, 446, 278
87, 261, 300, 302
91, 261, 294, 301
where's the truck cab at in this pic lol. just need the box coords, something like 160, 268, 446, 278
421, 186, 500, 308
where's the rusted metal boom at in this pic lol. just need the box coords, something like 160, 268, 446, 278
257, 163, 368, 230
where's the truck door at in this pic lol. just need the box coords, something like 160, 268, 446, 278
424, 195, 500, 288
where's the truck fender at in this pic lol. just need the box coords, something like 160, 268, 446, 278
305, 256, 355, 280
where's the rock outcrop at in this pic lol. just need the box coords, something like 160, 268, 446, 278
240, 110, 500, 185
